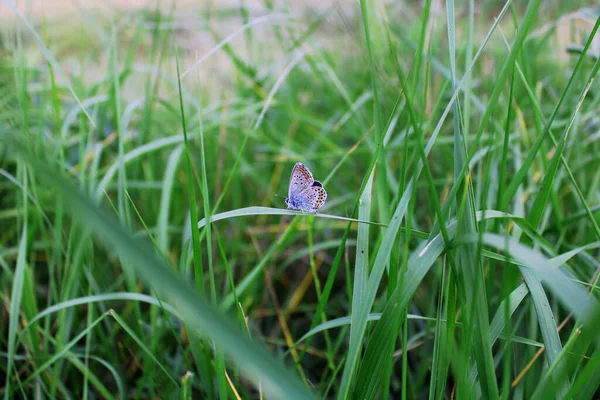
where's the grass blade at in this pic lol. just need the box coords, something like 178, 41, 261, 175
10, 145, 316, 400
3, 222, 27, 399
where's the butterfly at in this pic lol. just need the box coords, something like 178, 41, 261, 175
284, 162, 328, 212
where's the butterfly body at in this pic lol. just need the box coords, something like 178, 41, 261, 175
285, 162, 327, 212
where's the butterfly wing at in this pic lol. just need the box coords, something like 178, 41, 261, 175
299, 185, 327, 211
288, 162, 315, 198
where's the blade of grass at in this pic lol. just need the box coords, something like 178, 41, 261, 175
194, 61, 228, 399
175, 48, 214, 397
157, 145, 184, 253
435, 0, 541, 232
447, 0, 498, 391
527, 44, 600, 228
24, 292, 182, 328
359, 0, 389, 226
9, 141, 317, 399
13, 312, 109, 393
503, 15, 600, 207
110, 310, 179, 388
198, 206, 386, 230
520, 268, 570, 396
3, 221, 27, 399
346, 169, 374, 395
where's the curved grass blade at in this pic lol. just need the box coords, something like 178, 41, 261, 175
96, 134, 192, 200
75, 355, 125, 400
11, 147, 317, 400
294, 313, 436, 345
23, 292, 182, 331
475, 233, 594, 320
157, 145, 184, 253
197, 206, 387, 230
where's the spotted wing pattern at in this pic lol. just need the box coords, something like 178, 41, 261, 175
288, 162, 314, 198
301, 186, 327, 211
285, 162, 328, 212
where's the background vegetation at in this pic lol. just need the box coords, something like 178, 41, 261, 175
2, 0, 600, 398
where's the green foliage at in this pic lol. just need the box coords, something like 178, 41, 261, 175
2, 0, 600, 398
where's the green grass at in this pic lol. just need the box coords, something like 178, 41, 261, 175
2, 0, 600, 398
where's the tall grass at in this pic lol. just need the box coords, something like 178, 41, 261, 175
2, 0, 600, 398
